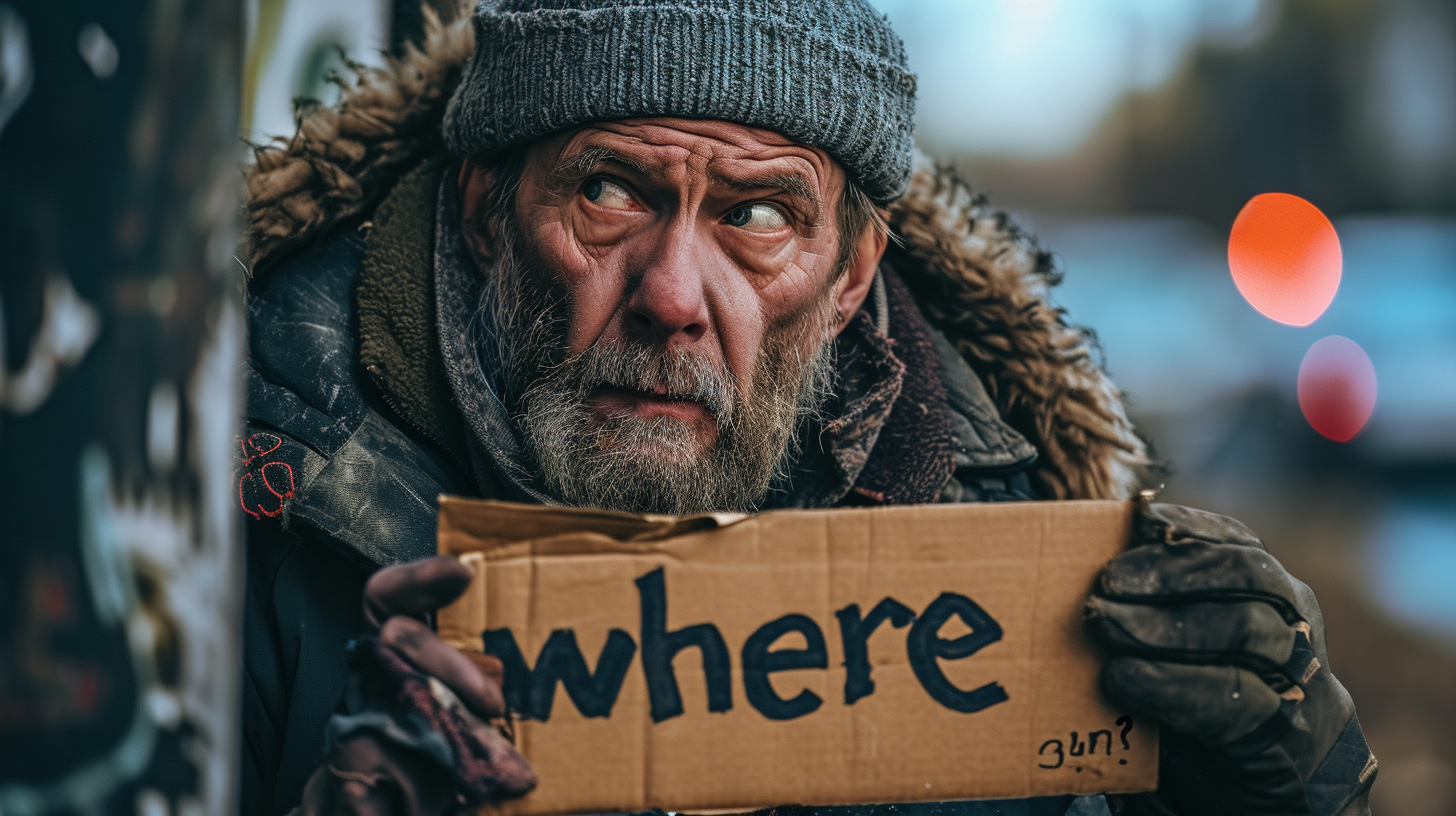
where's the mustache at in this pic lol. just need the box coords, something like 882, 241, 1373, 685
541, 340, 740, 429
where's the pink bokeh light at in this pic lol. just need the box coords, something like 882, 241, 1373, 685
1298, 335, 1377, 442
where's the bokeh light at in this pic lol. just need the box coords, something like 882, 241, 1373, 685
1228, 192, 1343, 326
1298, 335, 1377, 442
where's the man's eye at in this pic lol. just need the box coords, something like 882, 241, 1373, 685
582, 178, 636, 210
724, 203, 788, 232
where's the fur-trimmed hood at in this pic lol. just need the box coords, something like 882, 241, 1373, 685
244, 11, 1148, 500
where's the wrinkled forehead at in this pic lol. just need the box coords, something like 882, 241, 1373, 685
532, 117, 848, 200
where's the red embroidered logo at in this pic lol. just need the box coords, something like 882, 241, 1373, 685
239, 432, 295, 519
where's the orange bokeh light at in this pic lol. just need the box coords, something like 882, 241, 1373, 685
1228, 192, 1342, 326
1298, 335, 1376, 443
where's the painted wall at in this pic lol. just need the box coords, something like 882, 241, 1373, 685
0, 2, 244, 815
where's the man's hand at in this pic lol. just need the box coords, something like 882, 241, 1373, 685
300, 557, 536, 816
1086, 503, 1376, 816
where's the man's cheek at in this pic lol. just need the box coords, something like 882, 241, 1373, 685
531, 213, 639, 289
757, 264, 833, 340
712, 299, 768, 397
780, 262, 831, 308
559, 266, 634, 354
524, 214, 579, 269
555, 201, 644, 255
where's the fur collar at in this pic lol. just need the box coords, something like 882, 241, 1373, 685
244, 10, 1148, 500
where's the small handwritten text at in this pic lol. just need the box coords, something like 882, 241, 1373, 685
1037, 714, 1136, 771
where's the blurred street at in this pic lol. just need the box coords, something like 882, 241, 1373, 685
869, 0, 1456, 810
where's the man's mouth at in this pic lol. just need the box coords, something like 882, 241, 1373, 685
589, 385, 716, 429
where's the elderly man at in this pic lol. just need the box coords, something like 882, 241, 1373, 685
240, 2, 1376, 815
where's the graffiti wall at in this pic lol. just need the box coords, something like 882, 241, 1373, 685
0, 1, 244, 814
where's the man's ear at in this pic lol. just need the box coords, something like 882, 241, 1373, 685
830, 212, 890, 337
457, 158, 498, 267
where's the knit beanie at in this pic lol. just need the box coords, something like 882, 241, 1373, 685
442, 0, 917, 204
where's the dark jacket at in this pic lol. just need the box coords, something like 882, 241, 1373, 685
240, 15, 1149, 816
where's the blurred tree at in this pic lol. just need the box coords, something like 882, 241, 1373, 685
1121, 0, 1445, 222
949, 0, 1456, 224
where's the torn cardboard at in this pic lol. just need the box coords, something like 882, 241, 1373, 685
437, 498, 1158, 814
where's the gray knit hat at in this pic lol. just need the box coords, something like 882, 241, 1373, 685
442, 0, 917, 203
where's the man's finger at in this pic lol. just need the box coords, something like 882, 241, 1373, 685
465, 652, 505, 687
364, 556, 474, 628
380, 616, 506, 718
1085, 597, 1297, 681
1134, 503, 1265, 549
308, 733, 460, 816
1101, 657, 1283, 747
1097, 542, 1310, 624
468, 721, 538, 799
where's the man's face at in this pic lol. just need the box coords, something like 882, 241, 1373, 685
459, 118, 882, 513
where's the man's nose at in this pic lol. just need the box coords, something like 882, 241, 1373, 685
623, 228, 710, 346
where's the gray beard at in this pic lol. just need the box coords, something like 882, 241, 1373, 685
473, 213, 837, 515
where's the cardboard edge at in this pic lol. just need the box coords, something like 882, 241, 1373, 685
447, 498, 1159, 814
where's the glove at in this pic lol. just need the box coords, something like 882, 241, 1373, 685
298, 557, 537, 816
1085, 503, 1377, 816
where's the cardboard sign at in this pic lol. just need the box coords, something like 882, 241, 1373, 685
437, 498, 1158, 814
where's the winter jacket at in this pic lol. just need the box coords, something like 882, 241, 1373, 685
239, 14, 1149, 816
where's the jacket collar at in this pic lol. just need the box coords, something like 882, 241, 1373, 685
431, 165, 556, 505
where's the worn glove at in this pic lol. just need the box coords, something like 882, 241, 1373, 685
298, 557, 537, 816
1085, 503, 1377, 816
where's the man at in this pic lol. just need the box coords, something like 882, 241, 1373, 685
241, 2, 1377, 815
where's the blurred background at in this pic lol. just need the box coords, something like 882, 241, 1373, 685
3, 0, 1453, 813
868, 1, 1456, 813
1, 1, 243, 815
